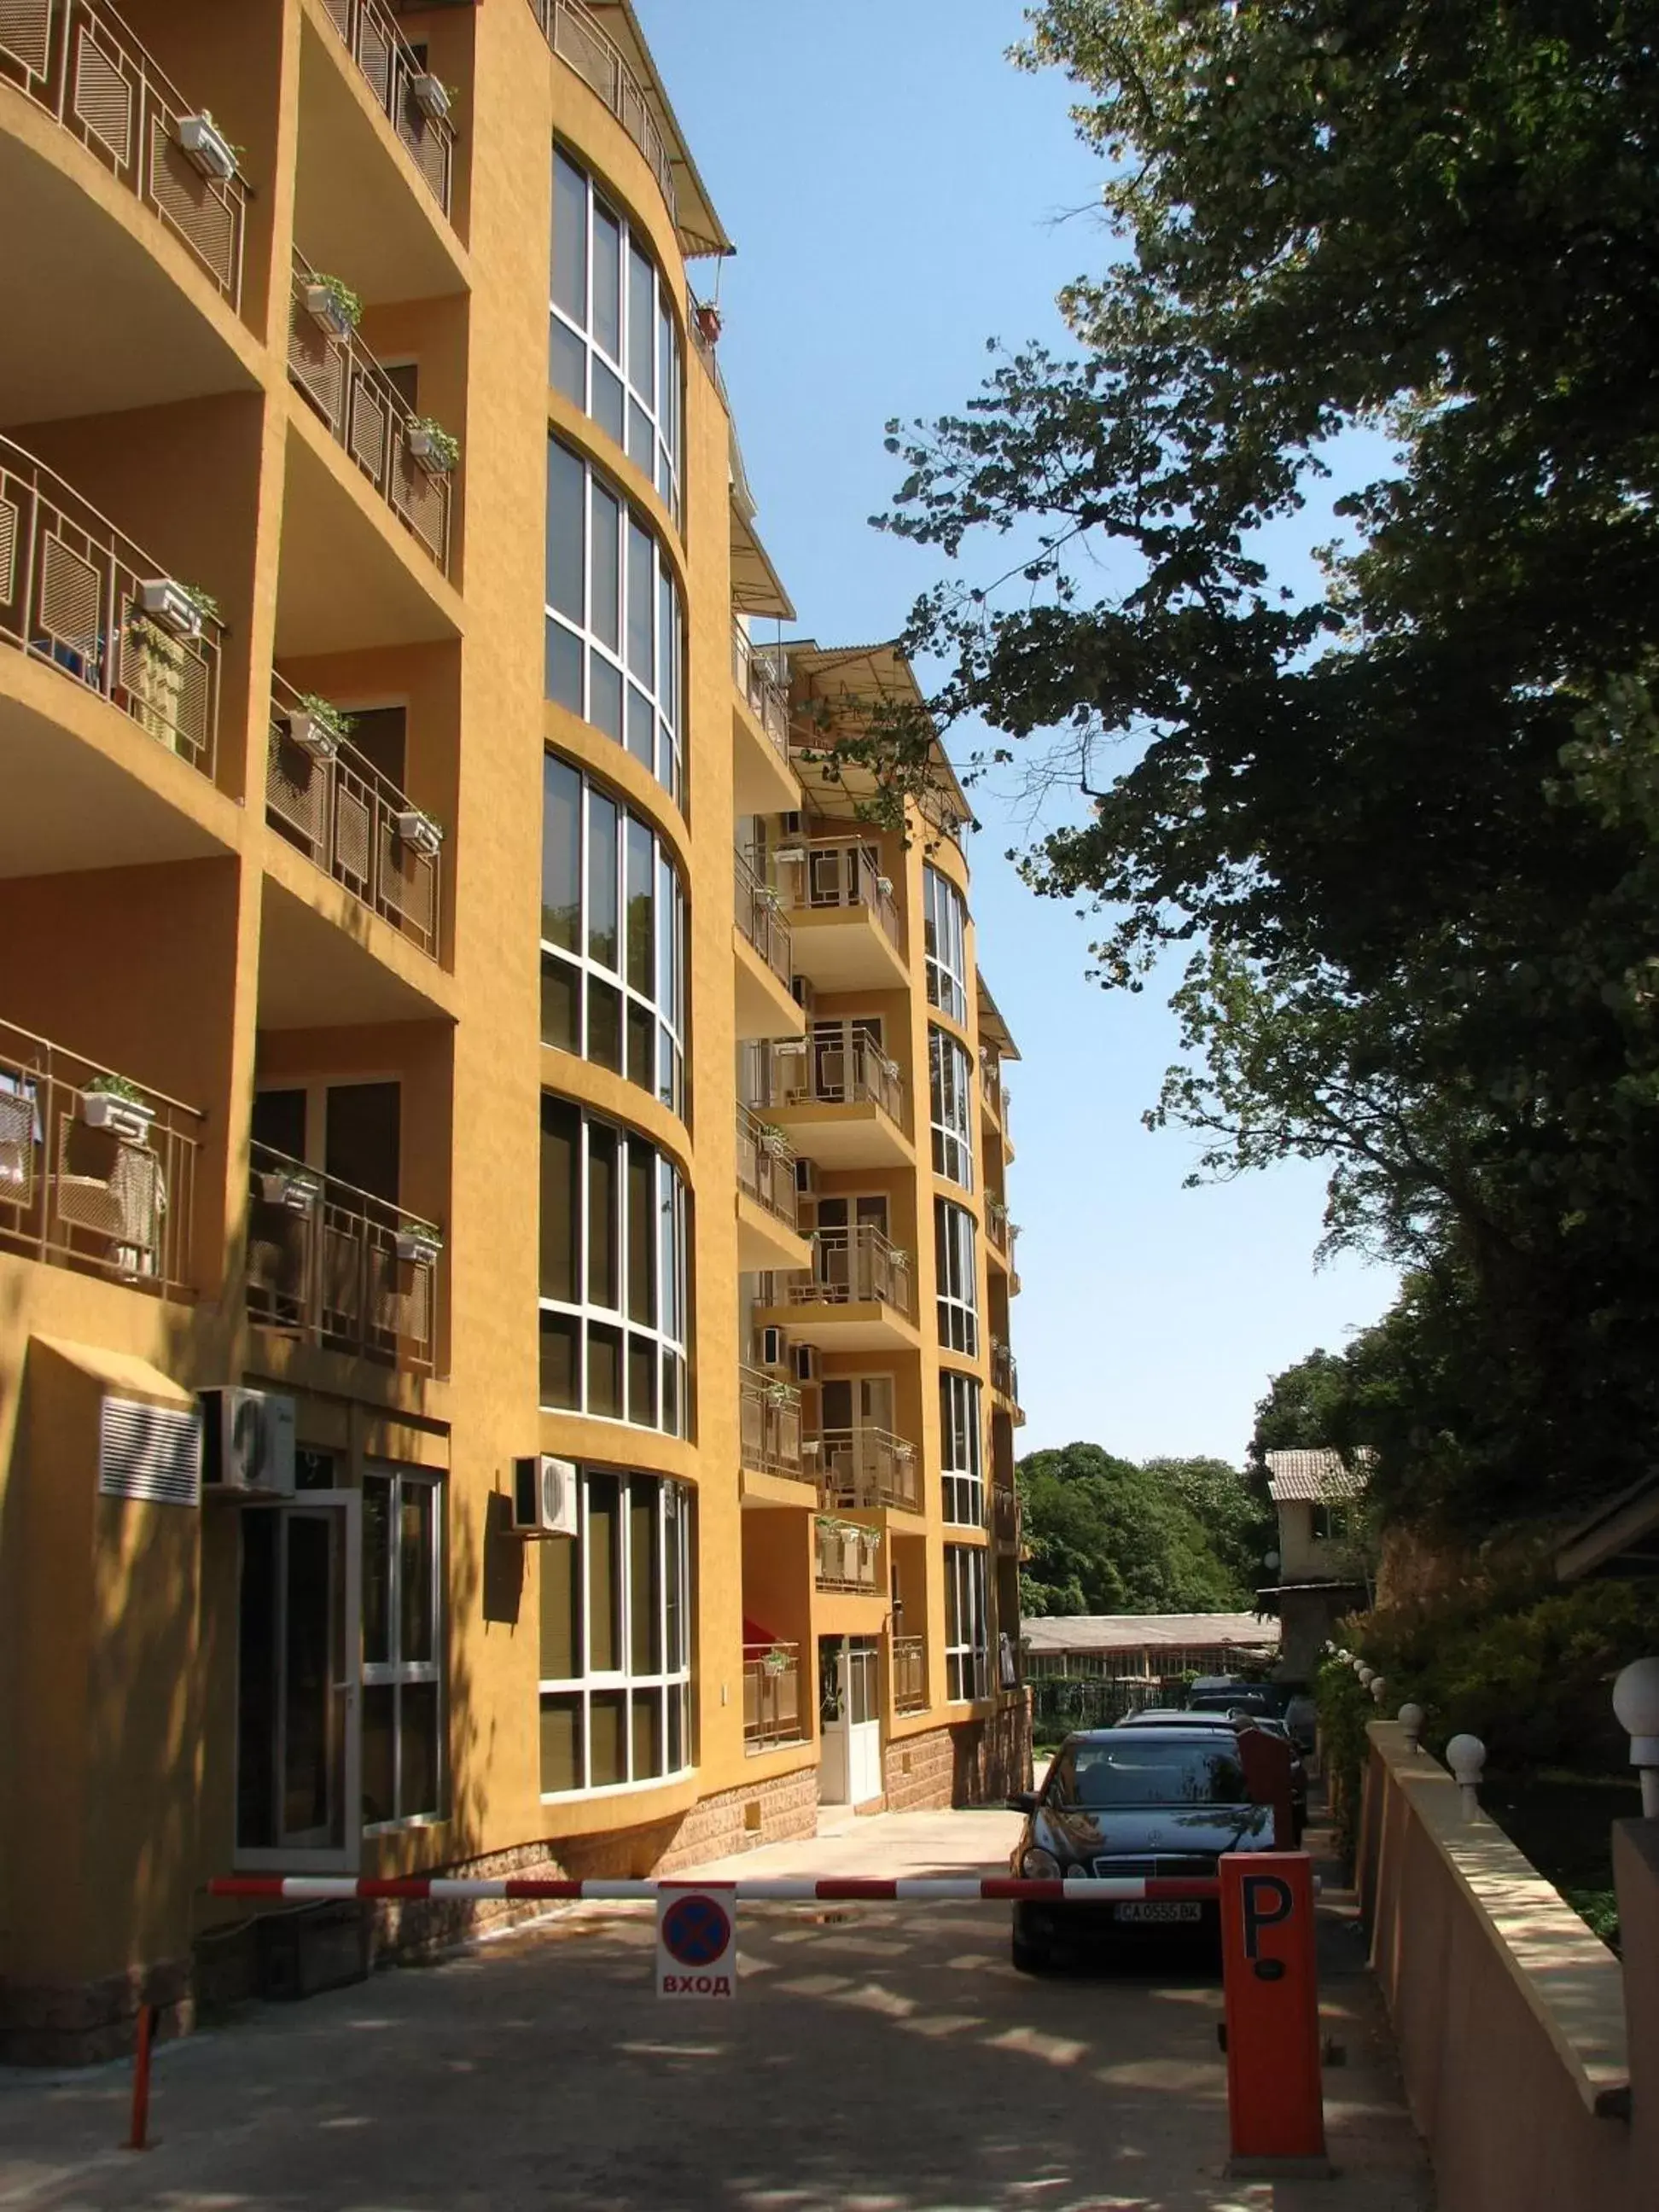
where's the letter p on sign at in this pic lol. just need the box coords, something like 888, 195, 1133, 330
655, 1885, 737, 2000
1219, 1853, 1326, 2174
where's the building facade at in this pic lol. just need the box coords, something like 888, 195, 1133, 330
1260, 1449, 1370, 1674
0, 0, 1027, 2062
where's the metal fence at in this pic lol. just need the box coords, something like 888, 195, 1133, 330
893, 1635, 927, 1714
742, 1642, 805, 1751
733, 845, 792, 983
735, 1103, 798, 1231
319, 0, 453, 217
738, 1363, 806, 1483
524, 0, 675, 224
731, 620, 789, 760
780, 1223, 915, 1322
1029, 1674, 1171, 1736
773, 1031, 910, 1132
815, 1427, 920, 1513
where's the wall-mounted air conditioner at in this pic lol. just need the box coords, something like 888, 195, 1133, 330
760, 1324, 789, 1371
512, 1454, 579, 1538
200, 1388, 297, 1500
795, 1158, 819, 1196
793, 1344, 821, 1384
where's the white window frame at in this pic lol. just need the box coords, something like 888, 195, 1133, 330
539, 1470, 694, 1798
944, 1543, 990, 1703
923, 866, 969, 1023
934, 1196, 980, 1356
538, 1097, 689, 1435
360, 1464, 445, 1834
940, 1369, 985, 1527
928, 1025, 975, 1190
541, 751, 687, 1119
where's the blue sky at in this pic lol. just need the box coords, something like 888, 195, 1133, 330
635, 0, 1398, 1463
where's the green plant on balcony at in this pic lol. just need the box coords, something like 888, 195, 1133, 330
305, 272, 363, 338
283, 691, 355, 761
757, 1121, 789, 1156
406, 416, 460, 474
83, 1074, 146, 1107
761, 1644, 792, 1676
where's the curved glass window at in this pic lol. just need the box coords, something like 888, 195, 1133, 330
940, 1371, 984, 1527
944, 1544, 990, 1703
923, 865, 969, 1023
542, 753, 686, 1118
934, 1197, 980, 1356
545, 437, 683, 804
538, 1097, 688, 1435
929, 1026, 974, 1190
551, 145, 683, 520
538, 1471, 693, 1794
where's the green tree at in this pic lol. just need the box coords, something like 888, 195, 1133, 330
1018, 1442, 1266, 1615
864, 3, 1659, 1531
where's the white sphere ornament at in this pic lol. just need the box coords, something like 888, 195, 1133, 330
1398, 1702, 1425, 1751
1611, 1656, 1659, 1767
1370, 1674, 1388, 1707
1357, 1664, 1375, 1687
1446, 1734, 1487, 1786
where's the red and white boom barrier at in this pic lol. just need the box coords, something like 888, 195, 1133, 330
208, 1874, 1221, 1905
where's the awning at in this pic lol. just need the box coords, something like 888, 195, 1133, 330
731, 503, 795, 620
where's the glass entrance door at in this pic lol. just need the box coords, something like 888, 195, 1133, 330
236, 1493, 361, 1869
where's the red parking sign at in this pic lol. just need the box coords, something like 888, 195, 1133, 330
655, 1884, 736, 1999
1219, 1852, 1327, 2174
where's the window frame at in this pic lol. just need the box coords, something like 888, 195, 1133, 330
940, 1369, 985, 1527
928, 1024, 975, 1190
923, 865, 969, 1024
934, 1196, 981, 1356
944, 1542, 990, 1703
360, 1464, 445, 1834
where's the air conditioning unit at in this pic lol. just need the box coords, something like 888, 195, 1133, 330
795, 1158, 819, 1196
200, 1388, 297, 1500
790, 975, 817, 1020
793, 1344, 821, 1384
760, 1324, 789, 1371
511, 1454, 579, 1538
781, 812, 803, 838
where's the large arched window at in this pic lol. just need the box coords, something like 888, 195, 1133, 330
923, 866, 969, 1022
542, 753, 686, 1119
538, 1097, 689, 1435
545, 437, 683, 804
550, 146, 683, 521
928, 1025, 974, 1190
934, 1197, 980, 1356
538, 1470, 693, 1795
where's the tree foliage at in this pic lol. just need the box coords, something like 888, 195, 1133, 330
876, 3, 1659, 1531
1018, 1441, 1273, 1615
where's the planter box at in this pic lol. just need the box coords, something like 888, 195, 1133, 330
394, 808, 443, 858
305, 284, 356, 341
282, 710, 341, 762
80, 1091, 154, 1144
259, 1169, 319, 1213
395, 1228, 442, 1266
405, 424, 455, 475
178, 114, 236, 180
410, 73, 451, 120
136, 578, 202, 640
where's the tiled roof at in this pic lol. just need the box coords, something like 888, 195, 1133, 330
1266, 1448, 1371, 1504
1021, 1611, 1280, 1655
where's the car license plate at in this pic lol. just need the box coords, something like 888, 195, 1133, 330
1114, 1901, 1202, 1924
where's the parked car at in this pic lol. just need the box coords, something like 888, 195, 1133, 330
1185, 1677, 1286, 1720
1116, 1707, 1308, 1837
1006, 1727, 1278, 1973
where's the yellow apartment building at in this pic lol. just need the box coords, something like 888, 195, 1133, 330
0, 0, 1028, 2064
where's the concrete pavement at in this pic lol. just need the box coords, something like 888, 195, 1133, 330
0, 1803, 1433, 2211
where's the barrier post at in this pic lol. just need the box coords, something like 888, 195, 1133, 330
125, 2001, 154, 2151
1219, 1852, 1328, 2177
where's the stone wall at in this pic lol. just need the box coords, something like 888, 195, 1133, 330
882, 1694, 1033, 1813
0, 1955, 194, 2070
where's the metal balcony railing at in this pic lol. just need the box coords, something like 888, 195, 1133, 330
247, 1139, 440, 1374
287, 253, 452, 573
735, 1103, 799, 1233
986, 1198, 1021, 1272
524, 0, 675, 226
0, 1016, 201, 1297
738, 1363, 806, 1483
779, 1224, 915, 1322
814, 1518, 881, 1594
992, 1485, 1021, 1550
733, 844, 792, 984
0, 0, 248, 301
742, 1641, 804, 1752
319, 0, 453, 217
992, 1340, 1021, 1407
779, 838, 904, 959
892, 1634, 927, 1715
814, 1427, 920, 1514
0, 433, 224, 772
265, 672, 441, 960
731, 620, 789, 761
772, 1033, 910, 1133
979, 1047, 1010, 1132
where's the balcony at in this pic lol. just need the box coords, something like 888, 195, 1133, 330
732, 845, 802, 1043
527, 0, 672, 222
765, 1031, 911, 1170
814, 1426, 921, 1516
992, 1484, 1022, 1553
742, 1640, 805, 1753
992, 1339, 1025, 1425
758, 1224, 918, 1353
738, 1363, 809, 1487
893, 1634, 927, 1716
980, 1046, 1010, 1137
265, 672, 441, 961
735, 1103, 808, 1272
815, 1516, 882, 1595
1, 0, 248, 306
0, 1017, 201, 1298
247, 1139, 440, 1375
986, 1197, 1022, 1289
734, 844, 790, 984
731, 618, 798, 815
0, 433, 223, 776
318, 0, 454, 219
778, 837, 908, 992
286, 253, 451, 573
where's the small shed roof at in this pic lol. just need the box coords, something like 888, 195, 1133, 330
1266, 1448, 1371, 1505
1021, 1611, 1280, 1657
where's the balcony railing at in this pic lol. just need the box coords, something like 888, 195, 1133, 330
992, 1485, 1021, 1551
980, 1047, 1009, 1131
780, 838, 904, 959
743, 1641, 804, 1752
0, 1016, 201, 1297
0, 433, 223, 773
772, 1033, 909, 1133
893, 1634, 927, 1715
815, 1517, 882, 1594
777, 1224, 915, 1323
734, 845, 792, 985
525, 0, 675, 227
731, 620, 789, 762
287, 253, 451, 572
319, 0, 453, 218
265, 672, 441, 960
735, 1103, 798, 1233
986, 1197, 1021, 1268
992, 1340, 1021, 1406
1, 0, 248, 302
247, 1139, 440, 1374
814, 1427, 920, 1514
738, 1363, 806, 1483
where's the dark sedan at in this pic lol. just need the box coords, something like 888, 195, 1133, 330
1115, 1708, 1308, 1838
1006, 1728, 1277, 1972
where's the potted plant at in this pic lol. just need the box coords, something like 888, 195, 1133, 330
764, 1379, 795, 1408
693, 301, 722, 346
281, 692, 353, 761
80, 1074, 154, 1143
395, 1220, 444, 1266
758, 1121, 790, 1158
762, 1644, 792, 1677
305, 272, 362, 341
405, 416, 460, 474
136, 578, 214, 641
259, 1164, 320, 1212
410, 73, 452, 120
394, 806, 444, 858
178, 111, 242, 180
875, 874, 894, 897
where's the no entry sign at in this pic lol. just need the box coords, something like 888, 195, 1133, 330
655, 1883, 737, 1999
